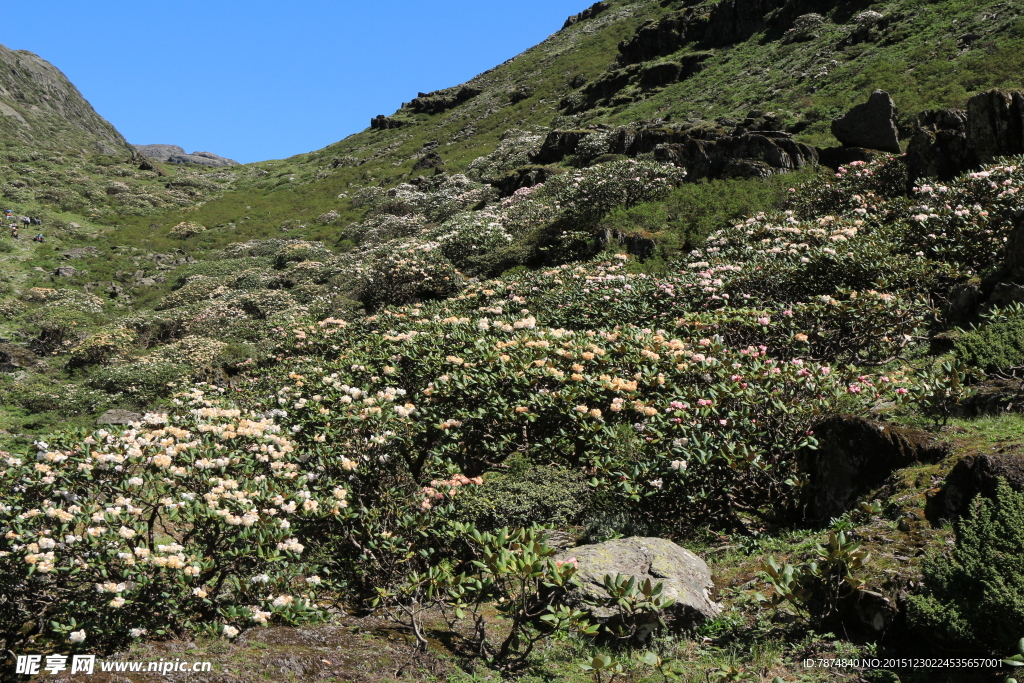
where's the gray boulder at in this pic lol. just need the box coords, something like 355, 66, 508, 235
554, 537, 720, 637
96, 409, 142, 426
53, 265, 77, 277
831, 90, 901, 153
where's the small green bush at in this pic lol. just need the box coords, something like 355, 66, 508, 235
907, 480, 1024, 654
955, 312, 1024, 374
87, 359, 190, 405
450, 455, 590, 532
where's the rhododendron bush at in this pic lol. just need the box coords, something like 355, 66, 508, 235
258, 312, 917, 536
0, 398, 335, 651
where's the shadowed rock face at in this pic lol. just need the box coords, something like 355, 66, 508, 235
966, 89, 1024, 162
0, 43, 132, 154
905, 108, 976, 182
927, 452, 1024, 521
800, 415, 950, 523
905, 89, 1024, 186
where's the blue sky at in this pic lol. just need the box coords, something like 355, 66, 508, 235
6, 0, 591, 163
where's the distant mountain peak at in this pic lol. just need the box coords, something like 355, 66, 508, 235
134, 144, 239, 167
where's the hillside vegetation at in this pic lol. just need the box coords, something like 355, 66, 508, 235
2, 0, 1024, 681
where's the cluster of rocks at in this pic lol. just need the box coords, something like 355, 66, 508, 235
369, 115, 404, 130
561, 53, 710, 113
402, 86, 482, 116
530, 116, 817, 183
558, 0, 865, 114
134, 144, 239, 168
906, 89, 1024, 182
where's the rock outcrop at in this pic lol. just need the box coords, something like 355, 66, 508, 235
927, 452, 1024, 521
531, 120, 816, 181
555, 537, 720, 640
966, 89, 1024, 163
905, 108, 976, 182
831, 90, 901, 153
370, 115, 405, 130
563, 1, 610, 30
167, 151, 239, 167
800, 416, 950, 523
906, 90, 1024, 183
134, 144, 186, 161
412, 151, 443, 171
562, 54, 709, 113
134, 144, 239, 167
403, 86, 481, 116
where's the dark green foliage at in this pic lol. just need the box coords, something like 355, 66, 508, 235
908, 480, 1024, 653
86, 360, 189, 406
450, 455, 590, 532
599, 169, 817, 257
955, 310, 1024, 374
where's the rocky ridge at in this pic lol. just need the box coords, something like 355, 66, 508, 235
0, 42, 132, 154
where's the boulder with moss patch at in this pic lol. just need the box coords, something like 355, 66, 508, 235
554, 536, 720, 637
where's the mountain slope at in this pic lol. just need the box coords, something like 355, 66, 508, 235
0, 43, 133, 155
114, 0, 1023, 242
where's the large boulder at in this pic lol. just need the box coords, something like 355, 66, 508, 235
966, 89, 1024, 163
831, 90, 901, 153
926, 452, 1024, 521
554, 537, 720, 639
800, 416, 950, 523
